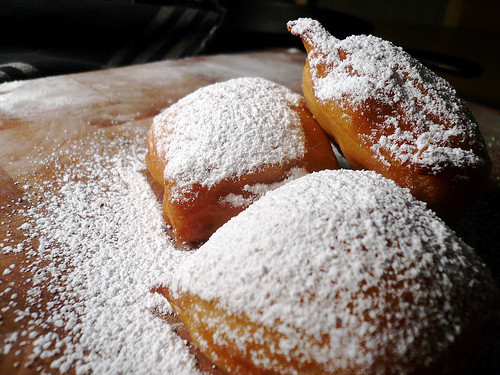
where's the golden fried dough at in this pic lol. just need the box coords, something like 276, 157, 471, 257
157, 170, 499, 375
288, 18, 491, 220
146, 77, 338, 245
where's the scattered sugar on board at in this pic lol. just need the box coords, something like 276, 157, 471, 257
167, 169, 498, 374
149, 77, 306, 193
288, 18, 488, 173
0, 78, 104, 117
1, 129, 201, 374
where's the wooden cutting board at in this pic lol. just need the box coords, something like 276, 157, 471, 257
1, 49, 499, 374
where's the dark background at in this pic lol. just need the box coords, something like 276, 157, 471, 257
1, 0, 499, 108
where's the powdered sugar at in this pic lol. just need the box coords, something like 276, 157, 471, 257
1, 129, 200, 374
288, 18, 488, 173
149, 77, 307, 192
167, 169, 498, 373
0, 78, 101, 117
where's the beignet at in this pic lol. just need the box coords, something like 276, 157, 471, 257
146, 77, 338, 245
288, 18, 491, 220
156, 169, 499, 375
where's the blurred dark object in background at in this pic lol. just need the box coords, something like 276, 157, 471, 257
0, 0, 374, 83
0, 0, 498, 108
203, 0, 373, 53
0, 0, 224, 82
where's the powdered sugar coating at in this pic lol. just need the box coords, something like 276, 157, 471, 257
288, 18, 488, 173
168, 169, 498, 373
149, 77, 307, 191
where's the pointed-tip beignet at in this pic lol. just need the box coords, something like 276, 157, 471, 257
156, 169, 499, 375
146, 77, 338, 245
288, 18, 491, 220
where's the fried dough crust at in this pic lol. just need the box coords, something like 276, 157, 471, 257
289, 18, 491, 220
146, 79, 338, 245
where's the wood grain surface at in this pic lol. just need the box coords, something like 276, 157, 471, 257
1, 49, 499, 374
